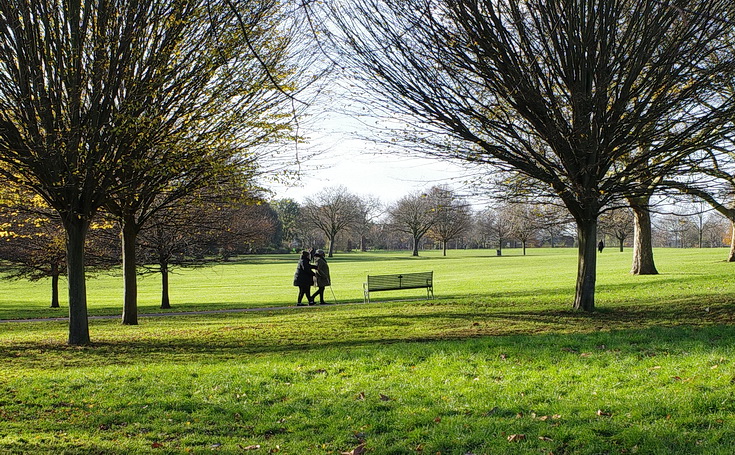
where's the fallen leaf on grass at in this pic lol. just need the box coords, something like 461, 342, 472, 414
151, 442, 164, 449
355, 392, 366, 401
239, 445, 261, 451
341, 443, 366, 455
434, 417, 442, 423
597, 410, 612, 417
507, 434, 526, 442
379, 393, 392, 401
539, 436, 554, 441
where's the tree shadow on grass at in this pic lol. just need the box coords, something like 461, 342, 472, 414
5, 294, 735, 370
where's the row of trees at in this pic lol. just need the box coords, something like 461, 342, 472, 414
0, 188, 279, 309
0, 0, 317, 344
276, 185, 733, 258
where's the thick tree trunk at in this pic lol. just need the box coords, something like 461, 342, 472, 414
121, 217, 139, 325
573, 219, 597, 312
50, 262, 60, 308
63, 217, 91, 345
160, 264, 171, 309
618, 238, 624, 252
522, 241, 527, 256
728, 221, 735, 262
412, 235, 420, 256
630, 198, 659, 275
442, 240, 447, 256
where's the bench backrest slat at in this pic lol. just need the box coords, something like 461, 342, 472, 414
367, 271, 432, 291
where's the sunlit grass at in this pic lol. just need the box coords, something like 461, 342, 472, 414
2, 247, 733, 320
2, 248, 735, 453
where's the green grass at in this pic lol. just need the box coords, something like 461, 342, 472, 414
2, 248, 735, 454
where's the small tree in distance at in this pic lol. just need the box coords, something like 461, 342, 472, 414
427, 187, 472, 256
599, 208, 635, 252
389, 191, 437, 257
302, 186, 360, 257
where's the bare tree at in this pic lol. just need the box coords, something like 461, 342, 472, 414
535, 203, 574, 248
476, 206, 513, 253
302, 186, 360, 257
353, 195, 384, 252
663, 148, 735, 259
103, 0, 297, 325
323, 0, 735, 310
505, 203, 541, 256
0, 199, 65, 308
427, 187, 472, 256
389, 191, 437, 257
599, 208, 635, 252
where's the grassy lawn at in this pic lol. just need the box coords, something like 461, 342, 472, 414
2, 248, 735, 454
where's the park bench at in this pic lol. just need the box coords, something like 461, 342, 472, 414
363, 271, 434, 303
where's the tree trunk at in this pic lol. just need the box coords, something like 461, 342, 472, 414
121, 216, 139, 325
50, 262, 60, 308
412, 235, 420, 256
618, 238, 624, 252
630, 198, 659, 275
63, 217, 91, 345
728, 221, 735, 262
573, 219, 597, 312
327, 235, 335, 258
442, 240, 447, 256
522, 240, 527, 256
160, 264, 171, 309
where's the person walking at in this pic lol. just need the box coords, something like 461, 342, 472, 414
293, 250, 316, 306
598, 240, 605, 253
310, 249, 331, 305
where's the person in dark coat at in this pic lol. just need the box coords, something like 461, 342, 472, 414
598, 240, 604, 253
310, 249, 331, 305
293, 250, 316, 306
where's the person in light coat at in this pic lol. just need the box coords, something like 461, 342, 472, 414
310, 249, 331, 305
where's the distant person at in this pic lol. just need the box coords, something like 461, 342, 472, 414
293, 250, 316, 306
310, 249, 331, 305
598, 240, 604, 253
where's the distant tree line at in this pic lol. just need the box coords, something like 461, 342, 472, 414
272, 186, 732, 257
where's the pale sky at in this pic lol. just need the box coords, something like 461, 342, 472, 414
269, 113, 473, 207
